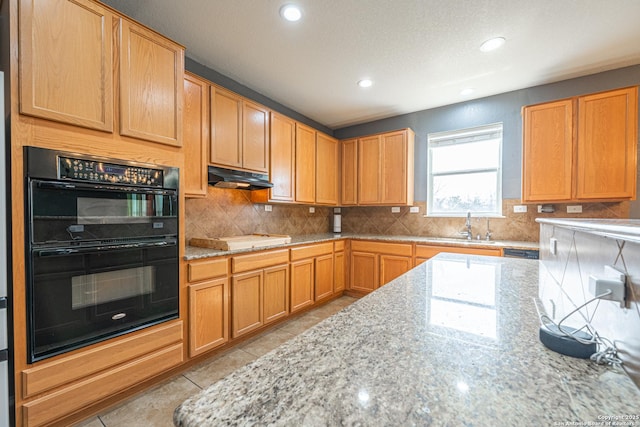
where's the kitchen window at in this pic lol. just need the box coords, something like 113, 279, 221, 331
426, 123, 503, 217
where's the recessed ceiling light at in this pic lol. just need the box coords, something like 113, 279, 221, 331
460, 88, 475, 96
480, 37, 505, 52
280, 4, 302, 22
357, 79, 373, 88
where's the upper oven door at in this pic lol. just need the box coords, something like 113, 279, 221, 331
28, 180, 178, 246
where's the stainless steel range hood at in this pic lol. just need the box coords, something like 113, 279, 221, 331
207, 166, 273, 190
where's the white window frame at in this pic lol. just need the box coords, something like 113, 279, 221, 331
426, 123, 503, 217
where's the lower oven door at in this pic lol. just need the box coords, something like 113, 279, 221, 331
27, 241, 178, 363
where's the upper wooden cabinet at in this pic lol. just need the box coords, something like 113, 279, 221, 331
119, 19, 184, 146
522, 87, 638, 202
19, 0, 114, 131
316, 132, 339, 205
210, 86, 270, 173
341, 139, 358, 205
295, 123, 317, 203
183, 73, 210, 197
344, 128, 415, 206
19, 0, 184, 147
268, 112, 296, 202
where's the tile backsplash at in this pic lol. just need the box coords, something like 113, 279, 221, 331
185, 188, 629, 242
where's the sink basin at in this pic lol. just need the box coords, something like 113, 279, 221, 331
427, 238, 497, 245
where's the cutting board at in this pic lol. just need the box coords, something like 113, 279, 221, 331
190, 234, 292, 251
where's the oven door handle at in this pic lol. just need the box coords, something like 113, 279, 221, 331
35, 180, 176, 196
35, 240, 176, 257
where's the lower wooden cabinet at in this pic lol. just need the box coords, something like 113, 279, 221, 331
231, 250, 289, 338
291, 259, 315, 313
334, 240, 346, 293
349, 241, 412, 294
414, 245, 502, 265
290, 242, 335, 313
187, 257, 230, 356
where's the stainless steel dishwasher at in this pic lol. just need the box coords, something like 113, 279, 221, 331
503, 248, 539, 259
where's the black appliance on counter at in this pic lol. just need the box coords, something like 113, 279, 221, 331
24, 147, 179, 363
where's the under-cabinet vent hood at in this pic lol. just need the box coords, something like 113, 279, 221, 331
207, 166, 273, 190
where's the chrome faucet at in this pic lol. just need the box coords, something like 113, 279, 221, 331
485, 218, 492, 241
459, 211, 472, 240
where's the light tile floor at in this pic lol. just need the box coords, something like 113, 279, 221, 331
74, 296, 357, 427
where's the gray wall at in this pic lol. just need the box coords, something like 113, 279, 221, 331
186, 57, 333, 135
334, 65, 640, 216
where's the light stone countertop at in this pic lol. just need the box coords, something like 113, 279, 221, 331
173, 253, 640, 426
184, 233, 539, 260
537, 218, 640, 244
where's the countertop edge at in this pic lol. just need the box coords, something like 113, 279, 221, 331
536, 218, 640, 243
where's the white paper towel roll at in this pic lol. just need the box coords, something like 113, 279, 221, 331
333, 214, 341, 233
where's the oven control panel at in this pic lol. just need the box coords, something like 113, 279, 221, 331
58, 156, 164, 187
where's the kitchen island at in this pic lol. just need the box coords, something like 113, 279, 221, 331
174, 254, 640, 426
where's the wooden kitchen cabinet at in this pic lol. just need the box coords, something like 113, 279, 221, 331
183, 73, 210, 197
295, 123, 317, 203
316, 132, 339, 205
268, 112, 296, 202
334, 240, 347, 293
349, 241, 412, 294
231, 249, 289, 338
19, 0, 185, 146
187, 257, 229, 356
414, 245, 502, 265
19, 0, 114, 132
119, 19, 184, 146
211, 87, 270, 173
341, 139, 358, 205
522, 86, 637, 202
351, 128, 415, 206
290, 242, 334, 312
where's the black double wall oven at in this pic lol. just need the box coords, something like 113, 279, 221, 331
25, 147, 179, 363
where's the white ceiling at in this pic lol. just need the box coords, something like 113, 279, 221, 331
101, 0, 640, 129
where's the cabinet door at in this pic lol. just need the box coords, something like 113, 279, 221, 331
263, 264, 289, 324
341, 139, 358, 205
315, 254, 334, 301
576, 87, 638, 200
188, 278, 229, 357
379, 255, 412, 286
334, 251, 346, 293
350, 251, 378, 293
211, 87, 243, 168
380, 130, 410, 205
269, 112, 296, 202
316, 133, 339, 205
183, 73, 209, 198
243, 101, 270, 173
295, 123, 317, 203
231, 271, 263, 338
522, 99, 574, 202
290, 259, 314, 313
120, 19, 183, 146
19, 0, 114, 131
358, 135, 382, 204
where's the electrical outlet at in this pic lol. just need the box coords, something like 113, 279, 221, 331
264, 205, 272, 212
409, 206, 420, 213
333, 207, 341, 214
513, 205, 527, 213
550, 238, 557, 255
391, 207, 401, 213
567, 205, 582, 213
309, 207, 315, 213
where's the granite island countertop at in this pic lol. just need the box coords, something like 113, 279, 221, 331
174, 254, 640, 426
185, 233, 539, 260
537, 218, 640, 244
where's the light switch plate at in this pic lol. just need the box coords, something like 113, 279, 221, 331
409, 206, 420, 213
391, 207, 401, 213
567, 205, 582, 213
513, 205, 527, 213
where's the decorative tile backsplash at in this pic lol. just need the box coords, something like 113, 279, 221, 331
538, 223, 640, 388
185, 188, 629, 242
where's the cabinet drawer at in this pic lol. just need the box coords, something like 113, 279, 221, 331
334, 240, 345, 252
22, 321, 183, 399
350, 240, 412, 257
23, 343, 183, 427
290, 242, 333, 261
232, 249, 289, 273
188, 258, 228, 282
